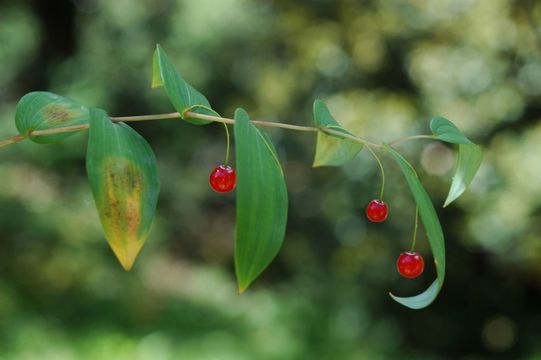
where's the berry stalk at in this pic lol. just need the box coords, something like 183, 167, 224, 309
364, 145, 386, 200
410, 206, 419, 251
223, 123, 231, 166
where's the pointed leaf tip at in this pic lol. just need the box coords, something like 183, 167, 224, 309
151, 46, 164, 89
389, 280, 440, 309
238, 284, 248, 295
110, 238, 144, 271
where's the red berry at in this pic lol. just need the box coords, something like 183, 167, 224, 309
209, 165, 236, 193
396, 251, 424, 279
366, 199, 388, 222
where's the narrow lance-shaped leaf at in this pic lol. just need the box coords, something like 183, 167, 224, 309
15, 91, 89, 143
430, 116, 483, 207
385, 145, 445, 310
312, 99, 363, 167
86, 108, 160, 270
234, 108, 288, 293
152, 44, 218, 125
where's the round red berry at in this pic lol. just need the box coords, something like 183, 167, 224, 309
366, 199, 388, 222
396, 251, 424, 279
209, 165, 236, 193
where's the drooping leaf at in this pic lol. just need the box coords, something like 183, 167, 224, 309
234, 108, 288, 293
429, 116, 483, 207
152, 44, 216, 125
444, 144, 483, 207
86, 108, 160, 271
15, 91, 89, 143
312, 99, 363, 167
385, 145, 445, 310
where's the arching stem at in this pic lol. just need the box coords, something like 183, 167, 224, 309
223, 123, 231, 166
365, 144, 385, 200
389, 134, 434, 146
410, 206, 419, 251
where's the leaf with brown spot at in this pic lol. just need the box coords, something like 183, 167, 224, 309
15, 92, 89, 143
86, 108, 160, 270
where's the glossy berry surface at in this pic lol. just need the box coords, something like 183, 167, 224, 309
209, 165, 236, 193
366, 199, 388, 222
396, 251, 424, 279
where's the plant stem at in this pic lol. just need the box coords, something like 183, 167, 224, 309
223, 123, 231, 166
185, 112, 383, 147
30, 124, 90, 136
410, 206, 419, 251
389, 134, 434, 146
320, 127, 381, 148
0, 134, 26, 148
0, 111, 433, 150
184, 111, 318, 133
113, 112, 181, 122
364, 145, 385, 200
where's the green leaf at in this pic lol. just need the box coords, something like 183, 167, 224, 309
15, 91, 89, 143
385, 145, 445, 310
234, 108, 288, 293
430, 116, 473, 145
86, 108, 160, 271
312, 99, 363, 167
152, 44, 215, 125
429, 117, 483, 207
444, 144, 483, 207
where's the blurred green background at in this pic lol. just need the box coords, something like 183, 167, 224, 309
0, 0, 540, 359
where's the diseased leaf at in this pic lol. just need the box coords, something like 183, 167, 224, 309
312, 99, 363, 167
234, 108, 288, 293
15, 91, 89, 143
429, 117, 483, 207
152, 44, 216, 125
385, 145, 445, 310
86, 108, 160, 270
